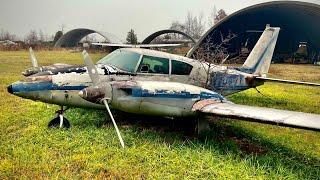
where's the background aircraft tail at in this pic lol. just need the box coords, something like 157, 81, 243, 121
239, 25, 280, 77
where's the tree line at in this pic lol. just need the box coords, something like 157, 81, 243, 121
125, 8, 227, 44
0, 29, 63, 44
126, 8, 228, 44
1, 7, 228, 47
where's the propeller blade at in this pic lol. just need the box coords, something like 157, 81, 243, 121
81, 50, 124, 148
102, 99, 125, 148
29, 47, 38, 68
82, 50, 101, 85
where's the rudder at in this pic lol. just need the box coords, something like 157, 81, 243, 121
240, 25, 280, 77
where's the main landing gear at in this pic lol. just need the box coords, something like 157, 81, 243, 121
48, 106, 71, 128
195, 117, 210, 134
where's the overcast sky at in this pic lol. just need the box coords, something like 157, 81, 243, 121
0, 0, 319, 41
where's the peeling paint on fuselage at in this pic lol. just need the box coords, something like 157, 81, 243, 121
79, 80, 226, 117
10, 49, 258, 116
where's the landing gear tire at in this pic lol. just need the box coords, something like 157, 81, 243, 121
48, 116, 71, 129
48, 106, 71, 129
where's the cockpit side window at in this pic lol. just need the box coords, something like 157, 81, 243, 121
171, 60, 193, 75
137, 55, 169, 74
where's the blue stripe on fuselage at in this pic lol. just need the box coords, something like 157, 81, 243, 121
11, 81, 87, 93
132, 88, 224, 100
12, 81, 225, 101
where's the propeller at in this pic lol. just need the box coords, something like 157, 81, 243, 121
81, 50, 125, 148
22, 47, 40, 76
101, 98, 125, 148
29, 47, 38, 68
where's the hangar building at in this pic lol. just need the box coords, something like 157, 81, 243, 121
188, 1, 320, 64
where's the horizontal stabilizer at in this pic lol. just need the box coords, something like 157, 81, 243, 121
92, 42, 181, 48
255, 77, 320, 87
193, 100, 320, 131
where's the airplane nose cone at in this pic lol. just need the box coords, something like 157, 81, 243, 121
79, 87, 105, 103
78, 90, 85, 98
7, 85, 13, 94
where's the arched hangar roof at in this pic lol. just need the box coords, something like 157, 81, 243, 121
54, 28, 122, 48
142, 29, 196, 44
187, 1, 320, 58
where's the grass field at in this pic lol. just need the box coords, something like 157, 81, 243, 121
0, 50, 319, 179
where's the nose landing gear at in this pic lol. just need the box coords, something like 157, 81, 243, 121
48, 106, 71, 128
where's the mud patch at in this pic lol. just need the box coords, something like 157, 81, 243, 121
229, 136, 267, 155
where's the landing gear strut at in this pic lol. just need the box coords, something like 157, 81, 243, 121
48, 106, 71, 128
195, 116, 210, 134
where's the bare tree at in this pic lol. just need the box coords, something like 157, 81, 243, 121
170, 21, 185, 32
214, 9, 228, 24
168, 12, 205, 41
0, 29, 16, 41
25, 30, 39, 45
38, 30, 45, 43
169, 21, 186, 40
208, 5, 217, 27
60, 24, 66, 33
184, 12, 205, 40
192, 31, 236, 87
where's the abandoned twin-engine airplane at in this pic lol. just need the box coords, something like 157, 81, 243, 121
7, 26, 320, 148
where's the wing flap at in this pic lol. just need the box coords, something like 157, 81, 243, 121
193, 100, 320, 131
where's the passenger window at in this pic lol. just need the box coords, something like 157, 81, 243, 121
171, 60, 193, 75
138, 55, 169, 74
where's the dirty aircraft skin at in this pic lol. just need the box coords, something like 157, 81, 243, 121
78, 48, 320, 148
22, 47, 84, 77
22, 42, 182, 77
7, 26, 320, 147
11, 26, 319, 105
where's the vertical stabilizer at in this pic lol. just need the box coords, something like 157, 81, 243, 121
241, 25, 280, 77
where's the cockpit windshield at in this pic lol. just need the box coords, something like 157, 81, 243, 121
97, 49, 141, 72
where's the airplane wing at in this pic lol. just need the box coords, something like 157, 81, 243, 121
192, 99, 320, 131
91, 42, 181, 48
255, 77, 320, 87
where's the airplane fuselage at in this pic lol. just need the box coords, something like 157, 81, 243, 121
8, 48, 259, 113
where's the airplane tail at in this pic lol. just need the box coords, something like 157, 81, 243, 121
29, 47, 39, 68
239, 25, 280, 77
211, 26, 320, 95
